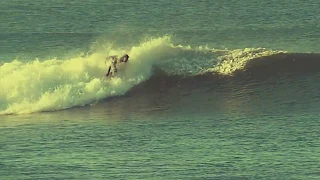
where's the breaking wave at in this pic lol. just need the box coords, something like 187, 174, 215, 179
1, 35, 319, 115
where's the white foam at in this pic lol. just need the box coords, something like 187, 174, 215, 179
0, 35, 286, 114
151, 45, 285, 76
0, 36, 173, 114
205, 48, 286, 75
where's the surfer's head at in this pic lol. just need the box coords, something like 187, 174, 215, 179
121, 54, 129, 62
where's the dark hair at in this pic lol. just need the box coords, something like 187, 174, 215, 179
120, 54, 129, 63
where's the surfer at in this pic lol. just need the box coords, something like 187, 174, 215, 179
106, 54, 129, 77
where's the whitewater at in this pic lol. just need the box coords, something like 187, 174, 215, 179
0, 36, 286, 114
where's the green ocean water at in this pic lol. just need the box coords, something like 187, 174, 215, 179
1, 0, 320, 60
1, 0, 320, 179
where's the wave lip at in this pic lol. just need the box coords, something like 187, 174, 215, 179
202, 48, 286, 76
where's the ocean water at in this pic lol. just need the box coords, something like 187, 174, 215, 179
1, 0, 320, 179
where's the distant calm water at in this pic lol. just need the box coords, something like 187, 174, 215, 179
1, 0, 320, 179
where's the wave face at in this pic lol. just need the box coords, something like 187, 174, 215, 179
1, 36, 320, 115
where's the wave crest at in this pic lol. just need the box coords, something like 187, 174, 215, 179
2, 35, 318, 115
0, 36, 172, 114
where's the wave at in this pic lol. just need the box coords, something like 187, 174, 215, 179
233, 52, 320, 77
0, 37, 171, 114
1, 35, 319, 115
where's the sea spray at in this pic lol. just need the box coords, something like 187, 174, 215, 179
0, 35, 286, 114
0, 36, 173, 114
207, 48, 286, 75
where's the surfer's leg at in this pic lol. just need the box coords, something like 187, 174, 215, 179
106, 66, 112, 76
